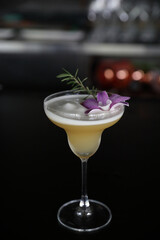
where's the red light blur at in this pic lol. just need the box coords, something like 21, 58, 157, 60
132, 70, 144, 81
95, 60, 134, 89
93, 59, 160, 93
104, 69, 114, 81
116, 69, 129, 80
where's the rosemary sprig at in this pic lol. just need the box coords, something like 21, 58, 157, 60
57, 68, 98, 99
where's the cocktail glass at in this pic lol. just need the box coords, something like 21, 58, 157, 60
44, 90, 124, 232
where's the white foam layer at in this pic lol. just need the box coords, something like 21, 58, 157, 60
44, 94, 124, 126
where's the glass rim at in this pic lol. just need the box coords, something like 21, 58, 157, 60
44, 89, 125, 124
44, 89, 83, 102
44, 89, 116, 103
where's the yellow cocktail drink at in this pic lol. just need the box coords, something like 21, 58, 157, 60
44, 93, 124, 159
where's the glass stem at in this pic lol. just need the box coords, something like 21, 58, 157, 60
79, 159, 90, 209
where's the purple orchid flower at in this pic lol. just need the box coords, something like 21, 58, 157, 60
81, 91, 130, 114
97, 91, 109, 106
81, 91, 110, 114
109, 94, 130, 109
81, 98, 101, 114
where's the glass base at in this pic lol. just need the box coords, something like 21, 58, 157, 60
57, 199, 112, 232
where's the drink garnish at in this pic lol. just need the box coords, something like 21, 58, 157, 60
57, 69, 130, 114
57, 68, 97, 99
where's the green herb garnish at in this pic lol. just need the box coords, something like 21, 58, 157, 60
57, 68, 98, 99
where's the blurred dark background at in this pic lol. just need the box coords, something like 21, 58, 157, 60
0, 0, 160, 94
0, 1, 160, 239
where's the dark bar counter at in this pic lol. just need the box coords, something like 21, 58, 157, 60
0, 87, 160, 239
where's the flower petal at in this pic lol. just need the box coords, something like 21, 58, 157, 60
101, 99, 112, 111
81, 98, 100, 111
88, 108, 103, 114
109, 94, 130, 108
97, 91, 109, 106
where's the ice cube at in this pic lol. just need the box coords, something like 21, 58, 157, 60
63, 102, 77, 112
